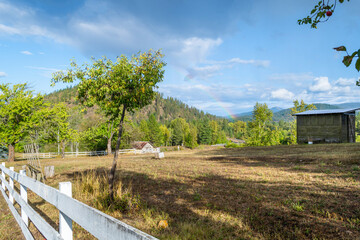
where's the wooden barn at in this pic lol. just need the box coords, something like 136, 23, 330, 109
293, 108, 359, 144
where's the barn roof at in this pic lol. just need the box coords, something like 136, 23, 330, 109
293, 108, 360, 116
132, 141, 152, 149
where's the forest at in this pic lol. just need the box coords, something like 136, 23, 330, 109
1, 82, 327, 162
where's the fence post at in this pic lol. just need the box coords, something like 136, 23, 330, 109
59, 182, 73, 240
19, 169, 28, 227
1, 162, 5, 190
9, 167, 14, 204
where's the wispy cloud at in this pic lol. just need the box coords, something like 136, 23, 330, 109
0, 24, 20, 35
228, 58, 270, 68
26, 66, 62, 78
26, 66, 60, 72
21, 50, 33, 55
334, 77, 356, 86
185, 57, 270, 80
0, 72, 7, 78
269, 73, 314, 82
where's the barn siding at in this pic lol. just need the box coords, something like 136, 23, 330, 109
297, 114, 343, 143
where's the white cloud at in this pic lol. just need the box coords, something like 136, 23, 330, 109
270, 73, 314, 82
0, 72, 6, 77
171, 38, 222, 67
0, 2, 32, 18
229, 58, 270, 68
26, 66, 62, 78
21, 50, 32, 55
0, 24, 20, 35
26, 66, 60, 72
309, 77, 331, 92
186, 65, 222, 79
185, 57, 270, 80
270, 88, 295, 100
334, 77, 356, 86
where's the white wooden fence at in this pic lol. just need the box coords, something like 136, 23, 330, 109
118, 148, 160, 155
22, 148, 161, 159
22, 151, 107, 159
0, 162, 157, 240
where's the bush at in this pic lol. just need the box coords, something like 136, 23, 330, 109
225, 142, 243, 148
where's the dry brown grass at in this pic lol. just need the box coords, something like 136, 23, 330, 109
2, 143, 360, 239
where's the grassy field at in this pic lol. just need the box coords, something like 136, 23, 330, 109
1, 143, 360, 239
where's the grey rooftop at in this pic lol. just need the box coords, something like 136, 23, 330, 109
293, 108, 360, 116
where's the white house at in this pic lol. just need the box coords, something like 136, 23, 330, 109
132, 141, 156, 153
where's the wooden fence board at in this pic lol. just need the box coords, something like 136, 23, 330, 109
0, 164, 157, 240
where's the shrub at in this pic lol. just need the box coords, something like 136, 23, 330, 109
225, 142, 243, 148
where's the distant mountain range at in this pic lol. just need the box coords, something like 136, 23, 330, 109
233, 102, 360, 122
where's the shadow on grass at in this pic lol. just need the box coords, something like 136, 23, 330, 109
65, 164, 360, 240
198, 144, 360, 181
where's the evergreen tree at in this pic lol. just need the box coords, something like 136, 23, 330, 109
198, 119, 212, 145
147, 114, 162, 146
185, 124, 198, 149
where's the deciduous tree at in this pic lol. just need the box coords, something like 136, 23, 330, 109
0, 83, 44, 161
52, 50, 165, 200
247, 103, 273, 146
48, 103, 75, 158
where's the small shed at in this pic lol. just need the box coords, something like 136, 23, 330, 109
132, 141, 154, 153
293, 108, 360, 144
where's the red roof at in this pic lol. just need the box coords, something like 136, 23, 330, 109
132, 141, 152, 150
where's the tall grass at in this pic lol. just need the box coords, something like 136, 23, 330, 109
74, 170, 140, 213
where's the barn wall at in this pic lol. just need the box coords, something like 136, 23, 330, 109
341, 114, 348, 142
297, 114, 342, 143
347, 114, 356, 143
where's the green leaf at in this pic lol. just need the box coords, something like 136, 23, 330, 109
351, 51, 358, 58
343, 56, 353, 67
355, 58, 360, 72
333, 46, 347, 52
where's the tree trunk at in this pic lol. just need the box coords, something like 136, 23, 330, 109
61, 141, 66, 159
57, 130, 60, 154
107, 121, 114, 155
8, 144, 15, 162
108, 105, 126, 201
107, 138, 112, 155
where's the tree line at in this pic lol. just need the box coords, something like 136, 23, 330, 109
0, 81, 317, 162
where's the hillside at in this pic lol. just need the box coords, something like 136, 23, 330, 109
234, 103, 359, 122
44, 86, 219, 125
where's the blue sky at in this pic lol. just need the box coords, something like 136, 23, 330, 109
1, 0, 360, 117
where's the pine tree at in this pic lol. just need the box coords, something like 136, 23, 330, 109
147, 114, 162, 146
198, 119, 212, 145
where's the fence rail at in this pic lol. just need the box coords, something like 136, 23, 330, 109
118, 148, 160, 155
22, 151, 108, 159
0, 162, 157, 240
22, 148, 161, 159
